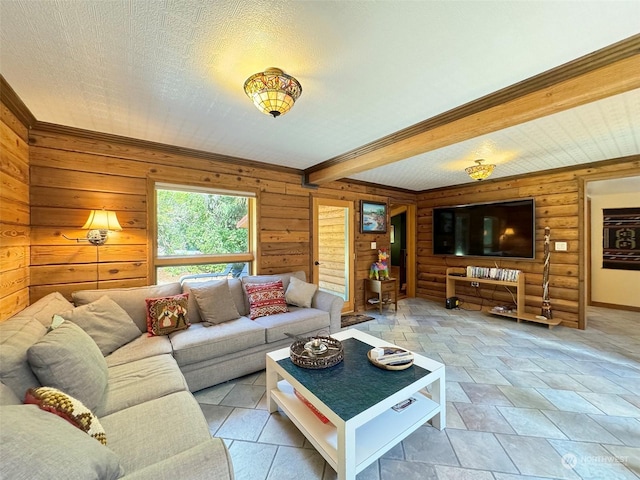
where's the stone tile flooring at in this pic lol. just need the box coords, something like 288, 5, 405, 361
195, 299, 640, 479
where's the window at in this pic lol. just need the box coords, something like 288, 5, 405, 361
153, 183, 255, 284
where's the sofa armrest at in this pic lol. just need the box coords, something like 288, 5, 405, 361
121, 438, 233, 480
311, 290, 344, 333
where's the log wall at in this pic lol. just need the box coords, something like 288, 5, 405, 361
26, 125, 414, 313
0, 102, 30, 320
415, 156, 640, 329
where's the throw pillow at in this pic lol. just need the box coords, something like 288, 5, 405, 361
25, 386, 107, 445
0, 405, 123, 480
59, 295, 141, 356
27, 321, 108, 413
190, 280, 241, 325
285, 276, 318, 308
245, 280, 289, 320
145, 293, 190, 336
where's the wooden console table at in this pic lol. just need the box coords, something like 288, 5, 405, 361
445, 268, 561, 328
365, 278, 398, 313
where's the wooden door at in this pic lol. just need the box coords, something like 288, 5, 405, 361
312, 198, 355, 313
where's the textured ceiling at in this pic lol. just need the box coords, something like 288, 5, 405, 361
1, 0, 639, 191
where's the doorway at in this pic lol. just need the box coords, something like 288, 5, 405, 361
312, 198, 355, 313
390, 203, 416, 298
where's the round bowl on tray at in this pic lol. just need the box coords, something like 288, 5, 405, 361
367, 346, 414, 371
289, 336, 344, 369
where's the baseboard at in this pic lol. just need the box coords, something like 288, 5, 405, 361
589, 301, 640, 313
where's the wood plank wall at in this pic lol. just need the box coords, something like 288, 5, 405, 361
317, 205, 347, 296
26, 125, 414, 313
0, 103, 30, 320
415, 156, 640, 329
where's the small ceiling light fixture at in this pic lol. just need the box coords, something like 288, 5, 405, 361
243, 67, 302, 118
465, 159, 495, 181
63, 209, 123, 246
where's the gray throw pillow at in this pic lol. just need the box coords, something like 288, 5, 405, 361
0, 405, 123, 480
190, 280, 241, 324
72, 283, 182, 332
59, 295, 141, 356
27, 321, 108, 412
285, 276, 318, 308
0, 316, 46, 398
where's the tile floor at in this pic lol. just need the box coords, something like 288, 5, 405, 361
195, 299, 640, 480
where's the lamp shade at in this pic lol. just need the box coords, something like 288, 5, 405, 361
244, 67, 302, 118
465, 159, 495, 181
82, 210, 122, 231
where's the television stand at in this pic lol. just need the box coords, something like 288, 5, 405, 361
445, 268, 561, 329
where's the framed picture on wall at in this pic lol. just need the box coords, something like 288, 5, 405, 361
360, 201, 388, 234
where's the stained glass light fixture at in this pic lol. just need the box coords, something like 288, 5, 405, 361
465, 159, 495, 181
243, 67, 302, 118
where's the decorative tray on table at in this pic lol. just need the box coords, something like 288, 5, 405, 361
289, 336, 344, 369
367, 347, 414, 370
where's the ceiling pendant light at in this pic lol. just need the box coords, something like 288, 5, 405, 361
243, 67, 302, 118
465, 159, 496, 181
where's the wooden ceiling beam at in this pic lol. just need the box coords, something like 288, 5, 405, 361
305, 35, 640, 186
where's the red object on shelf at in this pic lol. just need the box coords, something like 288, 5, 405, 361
294, 389, 331, 424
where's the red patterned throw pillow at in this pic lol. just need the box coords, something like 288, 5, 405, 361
245, 280, 289, 320
25, 386, 107, 445
145, 293, 190, 336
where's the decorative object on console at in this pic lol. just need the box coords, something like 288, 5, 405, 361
62, 209, 122, 246
244, 67, 302, 118
541, 226, 553, 319
369, 248, 390, 280
465, 159, 495, 181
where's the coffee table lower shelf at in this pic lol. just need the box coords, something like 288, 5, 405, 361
271, 380, 439, 473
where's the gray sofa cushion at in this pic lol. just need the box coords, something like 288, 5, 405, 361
59, 295, 141, 356
99, 354, 188, 417
254, 307, 330, 343
100, 391, 211, 474
121, 439, 233, 480
0, 381, 21, 406
169, 318, 265, 367
0, 316, 46, 398
10, 291, 74, 328
105, 333, 172, 367
190, 279, 240, 324
27, 321, 108, 412
0, 404, 123, 480
72, 283, 182, 332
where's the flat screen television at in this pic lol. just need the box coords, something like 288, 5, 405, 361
433, 198, 535, 259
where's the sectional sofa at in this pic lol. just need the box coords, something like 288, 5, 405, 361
0, 270, 343, 479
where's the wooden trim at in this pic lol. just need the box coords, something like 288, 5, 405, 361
0, 75, 36, 128
577, 177, 587, 330
586, 197, 591, 306
306, 35, 640, 185
155, 254, 254, 267
590, 301, 640, 313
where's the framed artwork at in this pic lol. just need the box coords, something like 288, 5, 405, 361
360, 201, 388, 234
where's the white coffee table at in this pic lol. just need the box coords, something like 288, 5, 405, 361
266, 329, 446, 480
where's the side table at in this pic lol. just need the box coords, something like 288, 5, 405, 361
365, 278, 398, 313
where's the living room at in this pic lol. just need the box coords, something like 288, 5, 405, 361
1, 2, 639, 479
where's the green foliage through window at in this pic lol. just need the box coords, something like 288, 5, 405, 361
157, 189, 249, 256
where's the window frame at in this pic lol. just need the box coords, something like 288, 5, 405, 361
148, 180, 256, 284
